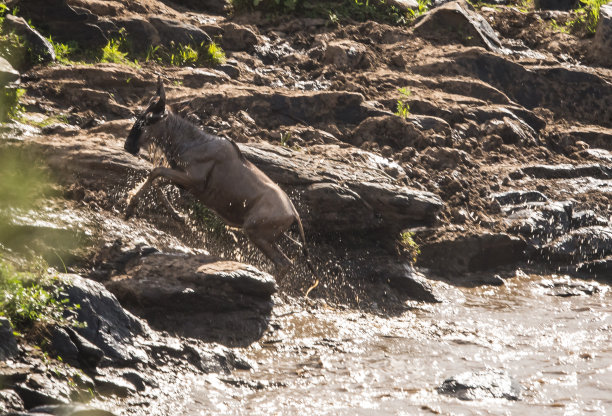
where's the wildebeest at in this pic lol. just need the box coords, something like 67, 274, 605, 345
124, 78, 318, 288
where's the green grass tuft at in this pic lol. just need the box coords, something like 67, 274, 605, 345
395, 87, 411, 119
47, 36, 79, 65
400, 231, 420, 263
0, 258, 82, 331
145, 41, 226, 67
206, 41, 226, 65
100, 38, 138, 67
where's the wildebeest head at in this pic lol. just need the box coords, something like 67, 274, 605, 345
124, 77, 167, 155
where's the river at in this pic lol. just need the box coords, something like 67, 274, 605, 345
186, 272, 612, 415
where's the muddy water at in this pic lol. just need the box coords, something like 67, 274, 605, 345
187, 273, 612, 415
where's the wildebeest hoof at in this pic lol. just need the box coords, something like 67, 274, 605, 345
125, 206, 135, 220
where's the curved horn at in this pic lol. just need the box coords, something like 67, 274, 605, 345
156, 76, 166, 104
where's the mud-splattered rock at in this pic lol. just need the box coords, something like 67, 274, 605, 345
544, 226, 612, 263
578, 257, 612, 280
369, 260, 441, 302
521, 164, 612, 179
351, 115, 427, 150
419, 233, 528, 274
570, 210, 608, 229
322, 40, 373, 70
413, 0, 503, 51
0, 318, 18, 361
106, 254, 276, 346
482, 117, 537, 145
492, 190, 548, 206
0, 389, 24, 414
438, 369, 521, 400
504, 201, 572, 246
239, 142, 443, 234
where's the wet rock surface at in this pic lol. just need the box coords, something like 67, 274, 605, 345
0, 318, 19, 361
1, 0, 612, 413
438, 369, 522, 400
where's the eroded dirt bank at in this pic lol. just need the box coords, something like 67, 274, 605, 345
1, 0, 612, 414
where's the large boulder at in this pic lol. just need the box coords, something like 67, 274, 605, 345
238, 142, 443, 234
14, 0, 107, 49
112, 17, 161, 53
438, 369, 521, 400
149, 17, 212, 47
534, 0, 578, 10
413, 0, 503, 51
592, 4, 612, 67
105, 254, 277, 346
219, 23, 260, 51
60, 274, 149, 365
2, 15, 55, 68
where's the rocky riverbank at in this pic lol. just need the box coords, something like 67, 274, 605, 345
1, 0, 611, 413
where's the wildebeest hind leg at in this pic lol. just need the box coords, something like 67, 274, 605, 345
245, 214, 295, 272
248, 235, 293, 273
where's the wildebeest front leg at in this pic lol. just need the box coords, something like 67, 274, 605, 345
154, 186, 184, 223
126, 167, 195, 219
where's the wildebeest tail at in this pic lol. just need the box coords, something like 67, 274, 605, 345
294, 213, 320, 297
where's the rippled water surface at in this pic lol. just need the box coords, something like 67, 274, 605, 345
186, 273, 612, 415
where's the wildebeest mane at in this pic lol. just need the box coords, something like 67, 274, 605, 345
164, 112, 247, 162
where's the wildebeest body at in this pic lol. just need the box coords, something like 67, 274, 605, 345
123, 79, 309, 272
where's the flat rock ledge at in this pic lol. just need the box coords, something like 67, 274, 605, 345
106, 253, 277, 347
